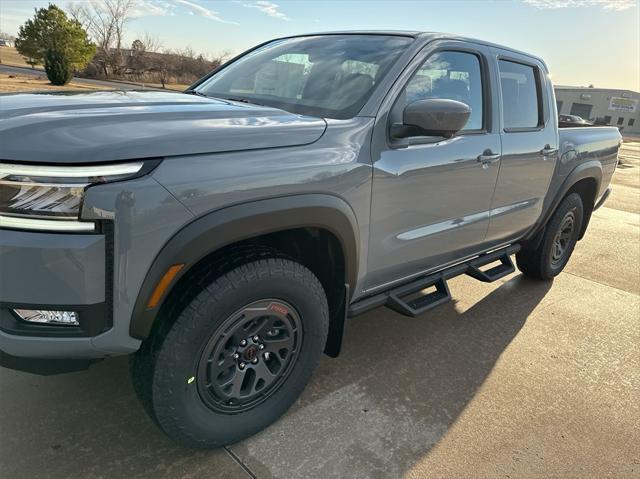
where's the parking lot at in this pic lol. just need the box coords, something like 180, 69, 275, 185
1, 141, 638, 479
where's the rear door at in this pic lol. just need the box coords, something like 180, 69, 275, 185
484, 51, 559, 243
366, 42, 502, 291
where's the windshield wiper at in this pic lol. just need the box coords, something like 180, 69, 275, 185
224, 97, 264, 106
185, 91, 264, 107
184, 90, 209, 98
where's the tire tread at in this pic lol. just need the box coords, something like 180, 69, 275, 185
516, 193, 583, 281
131, 254, 328, 448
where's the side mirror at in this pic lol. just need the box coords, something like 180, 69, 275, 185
392, 99, 471, 139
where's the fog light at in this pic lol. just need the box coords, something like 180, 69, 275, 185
14, 309, 79, 326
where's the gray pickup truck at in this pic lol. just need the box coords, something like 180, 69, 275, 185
0, 32, 620, 447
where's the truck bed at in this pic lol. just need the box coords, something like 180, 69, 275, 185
558, 126, 621, 199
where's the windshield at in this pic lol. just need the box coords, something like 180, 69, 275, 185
196, 35, 413, 119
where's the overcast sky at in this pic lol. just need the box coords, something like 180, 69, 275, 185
1, 0, 638, 90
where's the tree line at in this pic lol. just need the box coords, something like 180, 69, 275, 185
14, 0, 226, 87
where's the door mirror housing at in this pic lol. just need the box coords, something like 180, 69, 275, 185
392, 99, 471, 139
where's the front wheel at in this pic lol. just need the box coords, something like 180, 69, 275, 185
130, 258, 329, 448
516, 192, 584, 280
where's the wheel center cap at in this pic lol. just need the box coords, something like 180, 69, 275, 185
243, 345, 259, 361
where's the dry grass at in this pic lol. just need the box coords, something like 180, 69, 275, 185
0, 73, 106, 93
103, 80, 189, 91
0, 46, 31, 67
144, 82, 190, 91
0, 73, 189, 93
1, 47, 188, 91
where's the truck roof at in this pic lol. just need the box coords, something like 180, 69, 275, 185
279, 30, 548, 70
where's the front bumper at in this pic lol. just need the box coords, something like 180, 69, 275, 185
0, 349, 99, 375
0, 174, 195, 374
0, 227, 114, 372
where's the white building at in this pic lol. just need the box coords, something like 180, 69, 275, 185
555, 86, 640, 135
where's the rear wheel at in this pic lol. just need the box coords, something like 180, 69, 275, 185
516, 193, 583, 280
130, 258, 329, 448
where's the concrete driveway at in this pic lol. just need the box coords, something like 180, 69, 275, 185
1, 144, 638, 479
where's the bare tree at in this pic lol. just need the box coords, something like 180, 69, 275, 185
218, 49, 234, 64
129, 33, 163, 79
140, 33, 162, 53
153, 49, 180, 89
68, 0, 134, 77
65, 1, 228, 88
0, 30, 16, 42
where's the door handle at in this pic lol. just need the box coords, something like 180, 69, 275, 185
477, 151, 501, 164
540, 145, 558, 156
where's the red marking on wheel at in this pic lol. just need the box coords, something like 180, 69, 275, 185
270, 304, 289, 315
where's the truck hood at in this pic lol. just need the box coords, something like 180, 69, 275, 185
0, 91, 327, 164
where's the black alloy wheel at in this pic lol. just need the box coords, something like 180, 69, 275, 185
550, 210, 576, 268
516, 192, 584, 280
130, 257, 329, 447
197, 299, 302, 413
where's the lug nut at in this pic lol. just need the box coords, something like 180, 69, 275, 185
252, 335, 259, 342
258, 344, 265, 350
252, 358, 258, 364
240, 339, 247, 346
239, 362, 246, 369
232, 353, 240, 359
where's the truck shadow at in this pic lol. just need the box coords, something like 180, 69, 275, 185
0, 274, 552, 479
229, 274, 553, 478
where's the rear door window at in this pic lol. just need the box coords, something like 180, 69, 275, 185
498, 60, 541, 130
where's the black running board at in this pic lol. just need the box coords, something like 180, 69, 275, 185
386, 276, 451, 317
349, 244, 520, 318
466, 248, 516, 283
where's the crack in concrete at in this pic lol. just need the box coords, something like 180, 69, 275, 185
224, 446, 257, 479
564, 270, 640, 297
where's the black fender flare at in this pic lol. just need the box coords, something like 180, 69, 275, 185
130, 194, 359, 339
524, 160, 602, 247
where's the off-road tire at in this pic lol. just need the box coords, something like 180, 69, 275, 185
130, 257, 329, 448
516, 192, 584, 280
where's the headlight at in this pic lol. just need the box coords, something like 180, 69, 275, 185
0, 181, 85, 219
0, 162, 146, 232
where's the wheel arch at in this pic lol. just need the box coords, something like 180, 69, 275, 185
565, 176, 599, 240
129, 194, 359, 344
524, 160, 602, 248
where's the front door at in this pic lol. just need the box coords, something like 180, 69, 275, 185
366, 47, 502, 292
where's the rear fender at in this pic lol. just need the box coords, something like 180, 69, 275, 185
524, 160, 602, 245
